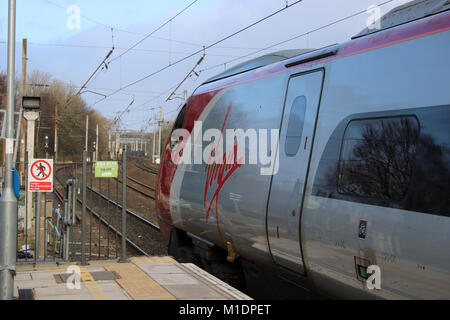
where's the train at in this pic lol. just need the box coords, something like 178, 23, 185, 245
156, 1, 450, 299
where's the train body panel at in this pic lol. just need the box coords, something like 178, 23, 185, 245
169, 74, 288, 267
302, 24, 450, 299
156, 10, 450, 299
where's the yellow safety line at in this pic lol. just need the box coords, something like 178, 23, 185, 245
79, 267, 108, 300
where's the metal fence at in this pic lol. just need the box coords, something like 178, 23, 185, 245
16, 158, 65, 264
16, 149, 129, 265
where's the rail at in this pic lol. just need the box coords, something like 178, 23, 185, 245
54, 164, 159, 259
75, 197, 150, 256
86, 185, 160, 231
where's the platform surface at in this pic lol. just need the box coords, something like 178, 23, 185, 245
14, 256, 252, 300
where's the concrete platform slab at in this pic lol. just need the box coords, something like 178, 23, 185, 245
14, 273, 32, 281
149, 273, 200, 286
13, 256, 251, 300
136, 264, 184, 275
164, 284, 226, 299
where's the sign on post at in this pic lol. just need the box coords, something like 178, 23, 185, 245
95, 161, 118, 178
28, 159, 53, 192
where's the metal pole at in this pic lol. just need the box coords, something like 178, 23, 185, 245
1, 96, 6, 166
24, 113, 38, 231
85, 115, 89, 151
54, 103, 58, 163
106, 153, 110, 259
158, 107, 162, 163
108, 130, 111, 158
152, 113, 156, 163
24, 153, 28, 262
12, 109, 22, 166
81, 149, 87, 265
35, 194, 40, 262
119, 148, 127, 262
63, 194, 69, 261
43, 192, 47, 261
89, 156, 92, 259
95, 124, 99, 163
44, 151, 48, 261
115, 151, 119, 258
97, 162, 102, 259
0, 0, 18, 300
19, 38, 27, 186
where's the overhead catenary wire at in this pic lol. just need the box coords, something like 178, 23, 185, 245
166, 51, 205, 101
108, 0, 201, 64
89, 0, 305, 110
0, 40, 265, 52
130, 0, 397, 130
65, 47, 115, 107
3, 41, 248, 58
43, 0, 268, 50
35, 0, 395, 134
43, 0, 211, 48
198, 0, 395, 74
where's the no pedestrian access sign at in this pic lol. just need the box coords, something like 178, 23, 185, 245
28, 159, 53, 192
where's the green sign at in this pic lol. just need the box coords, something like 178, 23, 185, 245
95, 161, 118, 178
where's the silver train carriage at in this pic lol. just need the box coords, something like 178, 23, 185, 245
156, 2, 450, 299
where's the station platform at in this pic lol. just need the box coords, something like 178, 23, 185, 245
14, 256, 252, 300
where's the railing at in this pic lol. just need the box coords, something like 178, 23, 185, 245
15, 150, 162, 265
16, 158, 66, 263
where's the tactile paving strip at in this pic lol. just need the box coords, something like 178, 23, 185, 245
105, 263, 176, 300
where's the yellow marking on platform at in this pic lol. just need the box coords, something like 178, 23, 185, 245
106, 263, 175, 300
80, 267, 108, 300
16, 265, 69, 273
130, 256, 177, 264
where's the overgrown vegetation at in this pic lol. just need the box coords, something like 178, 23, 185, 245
0, 70, 175, 165
1, 70, 111, 162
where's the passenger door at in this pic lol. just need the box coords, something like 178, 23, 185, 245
267, 70, 324, 274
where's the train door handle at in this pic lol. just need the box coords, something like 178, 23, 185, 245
304, 136, 308, 150
291, 210, 296, 216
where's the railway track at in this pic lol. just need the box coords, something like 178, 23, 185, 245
54, 167, 142, 256
54, 165, 165, 257
116, 171, 155, 199
115, 157, 157, 198
134, 159, 159, 175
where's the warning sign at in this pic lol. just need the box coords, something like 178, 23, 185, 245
28, 159, 53, 192
95, 161, 118, 178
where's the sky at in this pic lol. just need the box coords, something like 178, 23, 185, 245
0, 0, 412, 132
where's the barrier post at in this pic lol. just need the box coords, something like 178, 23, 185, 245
119, 148, 127, 262
81, 149, 87, 265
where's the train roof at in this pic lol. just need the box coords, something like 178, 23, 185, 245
203, 49, 314, 84
355, 0, 450, 38
200, 0, 449, 89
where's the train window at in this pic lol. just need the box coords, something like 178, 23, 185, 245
170, 104, 187, 149
338, 116, 419, 203
285, 96, 307, 156
173, 104, 187, 131
404, 106, 450, 217
313, 105, 449, 217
